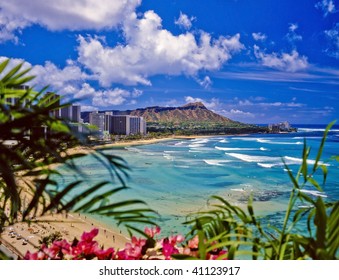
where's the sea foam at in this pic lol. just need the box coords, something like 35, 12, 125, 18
215, 146, 258, 151
204, 159, 232, 166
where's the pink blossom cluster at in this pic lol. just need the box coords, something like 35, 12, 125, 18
24, 227, 227, 260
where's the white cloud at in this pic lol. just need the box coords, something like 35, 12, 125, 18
289, 23, 298, 32
74, 83, 142, 107
324, 23, 339, 59
32, 60, 87, 92
131, 89, 143, 98
1, 0, 141, 30
77, 10, 244, 86
0, 13, 30, 43
237, 98, 304, 108
0, 56, 88, 93
0, 0, 141, 41
92, 87, 132, 107
286, 23, 302, 43
221, 109, 255, 119
253, 45, 308, 72
315, 0, 336, 17
80, 105, 99, 112
0, 56, 31, 76
252, 32, 267, 42
184, 96, 220, 109
196, 76, 212, 89
175, 12, 195, 30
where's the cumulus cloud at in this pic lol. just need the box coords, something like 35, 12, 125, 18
74, 83, 142, 107
184, 96, 220, 109
324, 23, 339, 59
31, 60, 88, 92
92, 87, 132, 106
0, 0, 141, 40
77, 10, 244, 86
175, 12, 195, 30
253, 45, 308, 72
0, 13, 30, 43
252, 32, 267, 42
0, 56, 31, 76
0, 56, 84, 92
315, 0, 336, 17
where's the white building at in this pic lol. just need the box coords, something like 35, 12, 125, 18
89, 111, 105, 133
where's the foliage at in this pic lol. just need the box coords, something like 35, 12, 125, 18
0, 59, 156, 258
179, 121, 339, 260
147, 121, 266, 136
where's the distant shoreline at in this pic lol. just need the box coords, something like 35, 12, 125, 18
93, 134, 251, 150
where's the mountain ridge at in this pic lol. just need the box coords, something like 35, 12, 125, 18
129, 102, 239, 124
80, 102, 266, 134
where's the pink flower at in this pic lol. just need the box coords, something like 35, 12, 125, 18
144, 226, 161, 238
81, 228, 99, 242
94, 247, 115, 260
169, 234, 185, 245
188, 235, 199, 249
117, 237, 147, 260
162, 240, 179, 260
49, 239, 71, 257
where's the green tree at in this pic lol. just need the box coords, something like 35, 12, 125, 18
0, 60, 156, 258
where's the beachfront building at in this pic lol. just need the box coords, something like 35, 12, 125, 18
140, 117, 147, 135
71, 105, 81, 123
89, 111, 105, 133
108, 115, 147, 135
104, 112, 113, 132
60, 106, 72, 120
110, 115, 130, 135
60, 105, 81, 123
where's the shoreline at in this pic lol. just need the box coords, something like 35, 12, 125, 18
0, 212, 130, 259
93, 134, 220, 150
0, 133, 250, 259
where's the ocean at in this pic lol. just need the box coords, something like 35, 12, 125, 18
57, 124, 339, 237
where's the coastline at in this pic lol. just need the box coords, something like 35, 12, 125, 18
0, 212, 129, 259
93, 135, 218, 150
0, 133, 249, 259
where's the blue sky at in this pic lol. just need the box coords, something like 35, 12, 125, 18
0, 0, 338, 124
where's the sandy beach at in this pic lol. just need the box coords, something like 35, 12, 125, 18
0, 212, 129, 259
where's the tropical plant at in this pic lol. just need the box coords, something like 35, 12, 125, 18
0, 59, 156, 258
177, 122, 339, 260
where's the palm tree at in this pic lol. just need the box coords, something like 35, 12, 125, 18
0, 59, 156, 258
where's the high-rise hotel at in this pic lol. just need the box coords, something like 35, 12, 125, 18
89, 112, 147, 136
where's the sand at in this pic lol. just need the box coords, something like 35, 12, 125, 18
0, 212, 129, 259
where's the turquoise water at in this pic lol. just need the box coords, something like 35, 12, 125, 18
57, 125, 339, 236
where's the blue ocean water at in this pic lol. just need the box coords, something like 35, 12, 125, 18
57, 124, 339, 236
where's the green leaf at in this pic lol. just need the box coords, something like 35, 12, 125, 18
314, 198, 327, 250
313, 121, 336, 173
